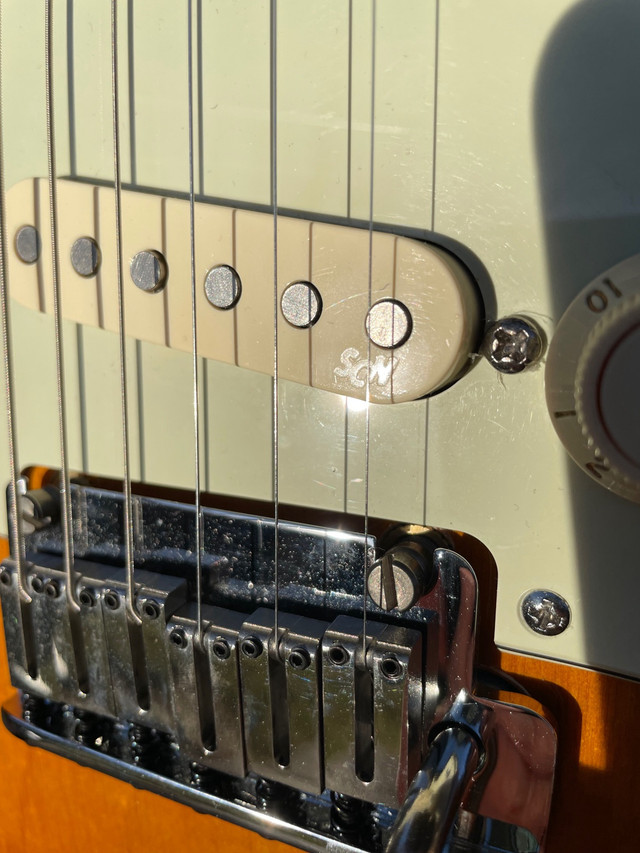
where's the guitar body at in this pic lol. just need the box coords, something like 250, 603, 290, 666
1, 1, 640, 851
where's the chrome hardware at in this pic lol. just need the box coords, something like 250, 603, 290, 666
0, 483, 556, 853
281, 281, 323, 328
481, 316, 544, 374
130, 249, 168, 293
521, 589, 571, 636
365, 299, 412, 349
70, 236, 100, 277
15, 224, 40, 264
204, 264, 242, 310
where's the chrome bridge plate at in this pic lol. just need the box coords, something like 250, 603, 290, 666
0, 483, 554, 853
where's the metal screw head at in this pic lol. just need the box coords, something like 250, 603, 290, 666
327, 644, 349, 666
44, 580, 60, 599
287, 647, 311, 671
367, 545, 431, 612
31, 575, 44, 594
170, 628, 188, 649
141, 600, 160, 620
0, 570, 12, 587
79, 588, 96, 608
204, 264, 242, 310
481, 316, 544, 374
15, 225, 40, 264
211, 637, 231, 660
379, 655, 404, 681
104, 589, 120, 610
241, 636, 263, 659
521, 590, 570, 636
365, 298, 412, 349
71, 236, 101, 277
130, 249, 168, 293
281, 281, 322, 328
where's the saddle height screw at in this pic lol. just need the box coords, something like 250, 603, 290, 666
211, 638, 231, 660
0, 569, 11, 586
79, 588, 96, 608
142, 600, 161, 620
481, 315, 544, 374
521, 590, 570, 636
240, 636, 263, 658
104, 590, 120, 610
44, 580, 60, 599
170, 628, 188, 649
287, 647, 311, 671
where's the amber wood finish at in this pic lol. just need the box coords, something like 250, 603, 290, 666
1, 533, 639, 853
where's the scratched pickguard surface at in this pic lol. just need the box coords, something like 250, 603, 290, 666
1, 0, 640, 679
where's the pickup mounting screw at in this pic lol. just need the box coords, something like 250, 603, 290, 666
521, 590, 570, 636
481, 316, 544, 374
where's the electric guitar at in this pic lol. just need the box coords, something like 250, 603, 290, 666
1, 2, 640, 851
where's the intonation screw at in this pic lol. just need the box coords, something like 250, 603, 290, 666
521, 590, 570, 636
481, 316, 544, 374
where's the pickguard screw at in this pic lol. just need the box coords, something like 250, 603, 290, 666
212, 638, 231, 660
241, 636, 263, 658
104, 590, 120, 610
44, 580, 60, 599
170, 627, 188, 649
481, 316, 544, 374
142, 600, 161, 620
521, 590, 570, 636
288, 647, 311, 671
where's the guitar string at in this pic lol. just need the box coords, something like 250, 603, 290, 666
186, 0, 204, 645
45, 0, 79, 612
0, 6, 27, 593
270, 0, 280, 642
362, 0, 377, 656
110, 0, 138, 625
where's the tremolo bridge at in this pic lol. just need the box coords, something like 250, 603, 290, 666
0, 480, 555, 853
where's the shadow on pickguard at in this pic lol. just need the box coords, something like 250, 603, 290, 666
535, 1, 640, 850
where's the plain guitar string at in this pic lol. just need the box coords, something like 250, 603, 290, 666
45, 0, 79, 613
271, 0, 280, 642
0, 4, 26, 598
186, 0, 204, 647
110, 0, 139, 626
363, 0, 377, 657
